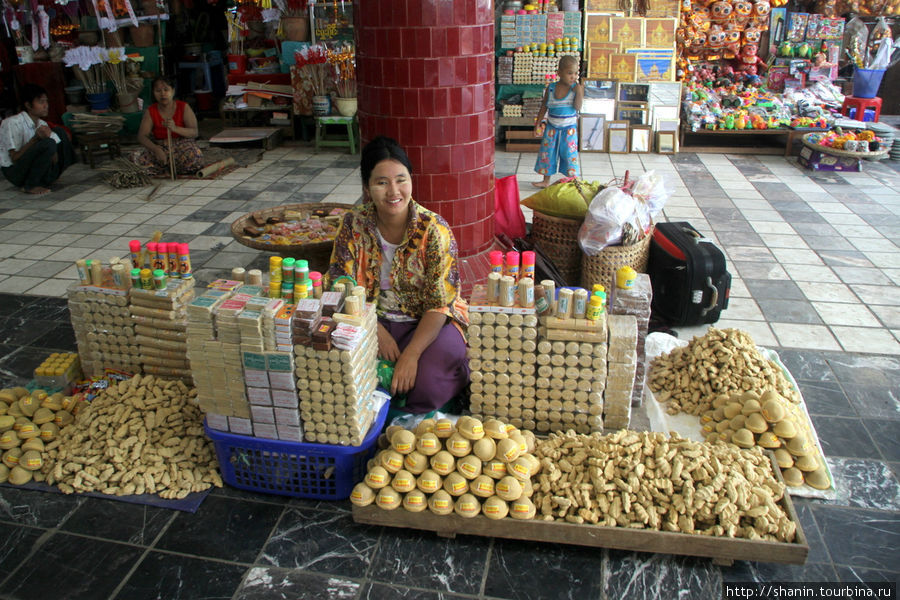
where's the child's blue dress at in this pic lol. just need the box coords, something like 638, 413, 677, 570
534, 82, 580, 178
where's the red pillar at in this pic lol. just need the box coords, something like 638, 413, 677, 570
354, 0, 496, 295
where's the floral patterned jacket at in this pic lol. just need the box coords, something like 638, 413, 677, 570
325, 199, 469, 328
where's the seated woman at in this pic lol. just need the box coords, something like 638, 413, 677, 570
326, 136, 469, 416
134, 75, 203, 176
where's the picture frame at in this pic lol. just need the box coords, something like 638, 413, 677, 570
617, 82, 650, 103
616, 102, 648, 126
630, 125, 652, 153
643, 18, 677, 48
580, 115, 607, 152
583, 97, 617, 121
608, 119, 630, 130
607, 127, 630, 153
610, 17, 644, 49
609, 53, 638, 81
585, 0, 622, 11
655, 118, 680, 132
648, 82, 682, 106
656, 131, 676, 154
651, 105, 679, 127
585, 13, 619, 43
587, 48, 615, 78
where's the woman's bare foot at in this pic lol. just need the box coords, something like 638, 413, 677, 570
25, 187, 51, 195
531, 180, 550, 189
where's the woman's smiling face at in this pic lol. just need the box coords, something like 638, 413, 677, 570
365, 158, 412, 220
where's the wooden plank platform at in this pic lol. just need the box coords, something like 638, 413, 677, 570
353, 454, 808, 566
209, 127, 283, 150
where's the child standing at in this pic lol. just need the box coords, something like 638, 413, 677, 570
532, 55, 584, 188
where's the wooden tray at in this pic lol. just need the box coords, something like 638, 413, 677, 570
230, 202, 351, 273
353, 454, 808, 567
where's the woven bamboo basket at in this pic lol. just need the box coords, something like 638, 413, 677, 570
530, 210, 584, 286
231, 202, 351, 274
580, 226, 654, 292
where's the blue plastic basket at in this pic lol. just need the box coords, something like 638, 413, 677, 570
852, 68, 885, 99
203, 401, 388, 500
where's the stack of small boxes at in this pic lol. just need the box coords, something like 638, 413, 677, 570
523, 96, 543, 120
516, 12, 548, 47
497, 55, 514, 85
467, 308, 539, 432
295, 292, 380, 446
499, 13, 517, 50
547, 12, 565, 41
187, 282, 251, 433
130, 278, 195, 382
563, 11, 581, 39
605, 314, 638, 430
68, 285, 140, 377
610, 273, 652, 407
243, 349, 301, 442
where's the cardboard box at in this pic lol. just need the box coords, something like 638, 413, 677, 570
798, 147, 861, 172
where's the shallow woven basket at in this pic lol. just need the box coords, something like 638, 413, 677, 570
231, 202, 351, 273
530, 210, 584, 286
580, 227, 653, 292
801, 133, 889, 159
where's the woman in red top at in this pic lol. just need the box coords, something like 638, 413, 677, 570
134, 76, 204, 176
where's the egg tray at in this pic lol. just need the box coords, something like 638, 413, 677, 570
352, 453, 808, 566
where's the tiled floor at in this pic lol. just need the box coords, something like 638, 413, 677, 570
0, 141, 898, 599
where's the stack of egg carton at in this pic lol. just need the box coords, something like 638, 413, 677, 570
68, 284, 140, 377
523, 96, 543, 120
497, 55, 514, 84
513, 52, 534, 84
467, 309, 539, 432
532, 55, 559, 83
130, 278, 195, 382
605, 314, 638, 430
295, 301, 380, 446
502, 104, 524, 118
609, 273, 652, 406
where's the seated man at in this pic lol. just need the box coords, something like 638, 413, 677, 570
0, 84, 74, 195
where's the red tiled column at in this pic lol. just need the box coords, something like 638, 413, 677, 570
354, 0, 496, 294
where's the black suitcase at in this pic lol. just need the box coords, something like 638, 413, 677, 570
648, 222, 731, 326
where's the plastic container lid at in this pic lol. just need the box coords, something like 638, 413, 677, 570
490, 251, 504, 265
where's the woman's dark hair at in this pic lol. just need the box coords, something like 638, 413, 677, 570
21, 83, 48, 109
360, 136, 412, 185
151, 75, 177, 93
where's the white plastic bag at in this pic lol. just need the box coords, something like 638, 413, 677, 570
578, 171, 671, 255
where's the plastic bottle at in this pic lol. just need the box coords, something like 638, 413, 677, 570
309, 271, 322, 298
139, 268, 153, 290
177, 243, 193, 279
505, 251, 520, 280
282, 257, 296, 284
616, 266, 636, 289
152, 269, 167, 290
129, 268, 141, 289
585, 295, 604, 320
521, 251, 536, 280
129, 240, 142, 269
269, 256, 283, 282
156, 243, 169, 273
295, 283, 309, 300
296, 259, 309, 283
147, 242, 160, 270
167, 243, 179, 278
534, 284, 551, 315
489, 251, 504, 274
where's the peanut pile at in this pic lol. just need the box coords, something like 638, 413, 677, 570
43, 375, 222, 498
533, 429, 797, 543
649, 328, 799, 416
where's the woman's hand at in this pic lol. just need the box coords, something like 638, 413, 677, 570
391, 349, 419, 396
153, 145, 168, 163
164, 118, 176, 131
376, 322, 401, 362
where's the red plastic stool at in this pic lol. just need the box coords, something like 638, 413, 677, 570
841, 96, 882, 122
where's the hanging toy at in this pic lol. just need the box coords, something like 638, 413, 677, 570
732, 0, 752, 27
710, 0, 733, 21
743, 26, 761, 45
